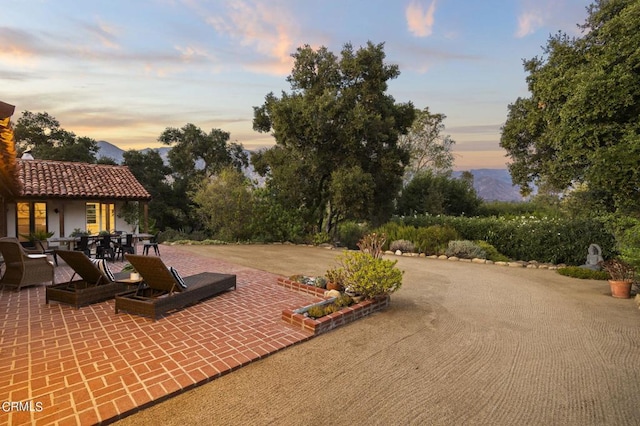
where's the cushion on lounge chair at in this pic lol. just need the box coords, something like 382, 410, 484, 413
169, 266, 188, 289
90, 258, 116, 282
117, 254, 236, 320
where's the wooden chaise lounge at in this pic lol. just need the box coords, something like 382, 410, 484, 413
115, 254, 236, 320
46, 250, 129, 308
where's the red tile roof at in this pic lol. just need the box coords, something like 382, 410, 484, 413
17, 159, 151, 200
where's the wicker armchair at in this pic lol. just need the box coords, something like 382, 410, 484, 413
0, 237, 55, 291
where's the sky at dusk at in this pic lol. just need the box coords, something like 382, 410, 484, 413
2, 0, 592, 170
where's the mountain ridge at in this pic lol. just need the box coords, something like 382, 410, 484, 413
97, 141, 525, 202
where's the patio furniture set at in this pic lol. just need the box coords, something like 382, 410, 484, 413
0, 237, 235, 320
51, 232, 159, 262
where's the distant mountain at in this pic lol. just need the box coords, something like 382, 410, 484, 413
96, 140, 126, 163
453, 169, 530, 202
97, 140, 257, 181
97, 141, 170, 164
98, 142, 527, 201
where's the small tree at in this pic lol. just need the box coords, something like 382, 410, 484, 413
399, 107, 455, 180
190, 167, 254, 241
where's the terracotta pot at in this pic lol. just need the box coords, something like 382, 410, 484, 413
609, 280, 632, 299
326, 282, 343, 291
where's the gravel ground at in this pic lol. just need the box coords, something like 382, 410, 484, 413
114, 244, 640, 426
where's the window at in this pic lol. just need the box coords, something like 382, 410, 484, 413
16, 202, 48, 240
86, 202, 115, 234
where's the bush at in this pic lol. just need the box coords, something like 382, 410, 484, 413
337, 221, 368, 249
161, 227, 210, 242
307, 305, 326, 318
445, 240, 487, 259
357, 233, 386, 259
312, 232, 331, 245
325, 267, 346, 286
339, 251, 403, 298
557, 267, 610, 280
374, 222, 416, 250
474, 240, 510, 262
397, 214, 616, 264
414, 225, 459, 255
389, 239, 415, 253
615, 219, 640, 271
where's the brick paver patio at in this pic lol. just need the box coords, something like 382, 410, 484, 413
0, 245, 320, 425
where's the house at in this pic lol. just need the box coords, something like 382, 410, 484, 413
0, 100, 150, 241
2, 158, 151, 240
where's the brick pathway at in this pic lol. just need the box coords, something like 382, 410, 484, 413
0, 245, 319, 425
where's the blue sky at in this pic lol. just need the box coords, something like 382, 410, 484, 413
1, 0, 591, 170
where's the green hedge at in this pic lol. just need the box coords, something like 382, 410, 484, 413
384, 215, 616, 265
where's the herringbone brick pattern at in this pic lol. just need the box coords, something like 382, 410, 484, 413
0, 245, 318, 425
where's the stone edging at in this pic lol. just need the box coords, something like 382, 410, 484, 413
277, 277, 390, 335
383, 251, 564, 270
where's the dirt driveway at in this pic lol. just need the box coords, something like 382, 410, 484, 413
115, 244, 640, 426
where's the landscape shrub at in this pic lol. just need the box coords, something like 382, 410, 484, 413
339, 251, 403, 298
612, 218, 640, 271
357, 233, 386, 259
414, 225, 459, 255
160, 227, 208, 242
337, 221, 368, 249
396, 214, 616, 264
445, 240, 487, 259
312, 232, 331, 245
374, 222, 416, 250
557, 267, 609, 280
474, 240, 510, 262
389, 239, 415, 253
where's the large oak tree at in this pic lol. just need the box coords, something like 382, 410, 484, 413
13, 111, 98, 163
500, 0, 640, 214
252, 42, 415, 235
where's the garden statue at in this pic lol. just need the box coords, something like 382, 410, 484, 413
582, 244, 603, 270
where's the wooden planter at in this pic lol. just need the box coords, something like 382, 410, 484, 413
609, 280, 633, 299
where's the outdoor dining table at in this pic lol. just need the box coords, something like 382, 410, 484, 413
49, 233, 155, 255
48, 237, 79, 251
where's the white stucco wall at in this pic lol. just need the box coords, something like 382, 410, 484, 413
6, 200, 135, 238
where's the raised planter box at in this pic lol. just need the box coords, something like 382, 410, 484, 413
276, 277, 327, 297
277, 277, 390, 336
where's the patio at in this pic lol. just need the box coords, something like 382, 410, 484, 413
0, 245, 320, 425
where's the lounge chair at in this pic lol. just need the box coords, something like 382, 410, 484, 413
115, 254, 236, 320
0, 237, 55, 291
46, 250, 129, 308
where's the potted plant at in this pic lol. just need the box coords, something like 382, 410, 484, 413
70, 228, 90, 237
20, 230, 55, 249
600, 258, 636, 299
121, 263, 140, 281
325, 267, 345, 291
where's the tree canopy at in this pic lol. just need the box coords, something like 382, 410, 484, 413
13, 111, 98, 162
396, 171, 481, 217
399, 107, 455, 179
500, 0, 640, 214
158, 123, 248, 181
252, 41, 415, 234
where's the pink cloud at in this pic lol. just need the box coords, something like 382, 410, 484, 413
515, 11, 544, 38
206, 1, 297, 75
406, 0, 437, 38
